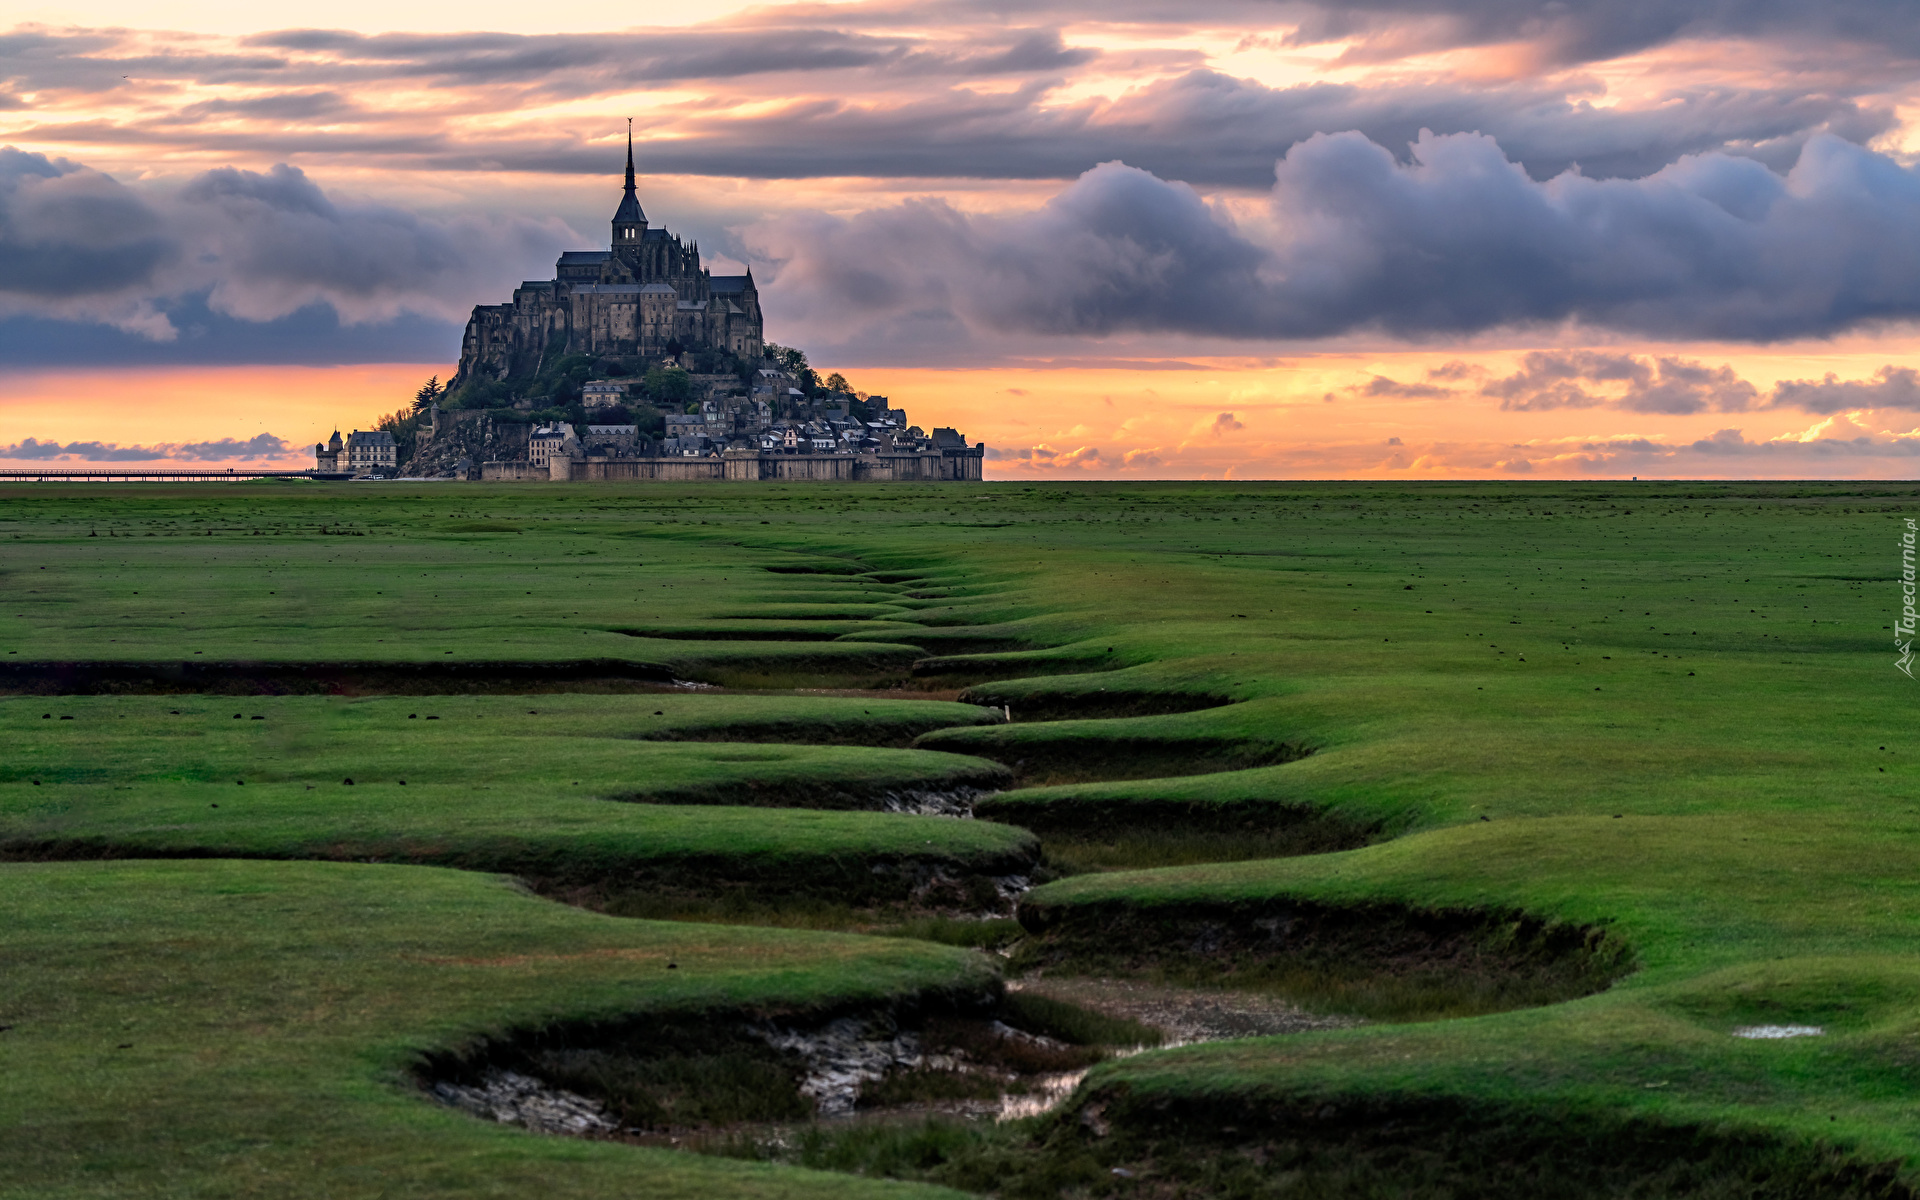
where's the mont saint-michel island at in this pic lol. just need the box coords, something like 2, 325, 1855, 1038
315, 136, 983, 484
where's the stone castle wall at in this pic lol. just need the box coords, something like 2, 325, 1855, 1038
473, 448, 984, 483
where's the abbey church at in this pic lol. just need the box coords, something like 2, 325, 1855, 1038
419, 131, 984, 484
454, 133, 763, 382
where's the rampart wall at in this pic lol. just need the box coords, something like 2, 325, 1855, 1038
479, 447, 984, 482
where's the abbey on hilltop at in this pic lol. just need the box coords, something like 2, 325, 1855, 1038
452, 128, 763, 384
398, 129, 983, 485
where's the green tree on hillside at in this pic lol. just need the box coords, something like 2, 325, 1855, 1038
411, 377, 443, 413
376, 408, 425, 466
766, 343, 809, 374
646, 366, 693, 404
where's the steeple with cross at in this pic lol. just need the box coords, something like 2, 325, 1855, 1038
611, 118, 647, 248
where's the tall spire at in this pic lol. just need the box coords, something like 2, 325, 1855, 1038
612, 117, 646, 236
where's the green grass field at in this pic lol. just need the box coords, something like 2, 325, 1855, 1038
0, 692, 1032, 917
0, 858, 988, 1200
3, 478, 1917, 1197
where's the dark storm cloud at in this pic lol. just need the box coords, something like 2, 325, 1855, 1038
757, 132, 1920, 345
1338, 355, 1920, 420
1770, 366, 1920, 413
170, 161, 570, 325
0, 146, 566, 351
1560, 425, 1920, 472
0, 146, 174, 303
238, 25, 1082, 87
985, 443, 1107, 467
1282, 0, 1920, 68
5, 26, 1891, 186
164, 92, 359, 123
0, 25, 928, 101
0, 29, 290, 95
0, 297, 460, 366
1482, 351, 1759, 413
759, 161, 1267, 341
599, 70, 1888, 186
0, 433, 293, 460
0, 143, 564, 353
710, 0, 1920, 65
1351, 375, 1455, 398
958, 29, 1098, 73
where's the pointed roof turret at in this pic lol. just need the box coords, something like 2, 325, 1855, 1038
613, 118, 645, 226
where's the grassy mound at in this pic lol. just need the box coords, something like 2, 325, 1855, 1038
610, 620, 924, 643
976, 791, 1377, 872
0, 859, 988, 1200
912, 701, 1314, 785
1015, 890, 1628, 1020
959, 677, 1232, 720
908, 647, 1121, 688
3, 692, 1010, 793
1008, 1085, 1915, 1200
1008, 811, 1920, 1179
1, 694, 1030, 907
0, 781, 1035, 911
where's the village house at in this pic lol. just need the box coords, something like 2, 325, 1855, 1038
346, 430, 398, 474
314, 430, 396, 476
581, 381, 629, 410
529, 424, 574, 468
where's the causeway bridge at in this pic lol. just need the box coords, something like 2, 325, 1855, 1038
0, 469, 353, 483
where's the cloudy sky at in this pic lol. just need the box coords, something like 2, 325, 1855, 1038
7, 0, 1920, 477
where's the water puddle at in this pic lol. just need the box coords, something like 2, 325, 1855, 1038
1731, 1024, 1824, 1039
431, 1070, 617, 1135
879, 786, 998, 818
425, 977, 1354, 1150
1009, 976, 1360, 1044
754, 1015, 948, 1117
997, 1069, 1090, 1121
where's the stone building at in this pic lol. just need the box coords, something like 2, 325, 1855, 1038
529, 424, 574, 468
346, 430, 397, 473
583, 423, 639, 453
314, 430, 343, 471
317, 429, 396, 475
452, 131, 762, 386
581, 381, 629, 410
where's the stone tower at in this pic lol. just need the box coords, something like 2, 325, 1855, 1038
451, 128, 766, 387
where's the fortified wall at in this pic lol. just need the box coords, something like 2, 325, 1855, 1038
488, 444, 984, 483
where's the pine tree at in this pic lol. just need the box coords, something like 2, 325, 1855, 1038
412, 376, 443, 413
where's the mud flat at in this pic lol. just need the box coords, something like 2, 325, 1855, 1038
416, 986, 1161, 1138
1006, 977, 1356, 1044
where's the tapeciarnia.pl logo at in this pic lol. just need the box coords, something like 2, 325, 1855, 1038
1900, 518, 1916, 677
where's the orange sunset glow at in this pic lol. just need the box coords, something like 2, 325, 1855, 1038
5, 1, 1920, 478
